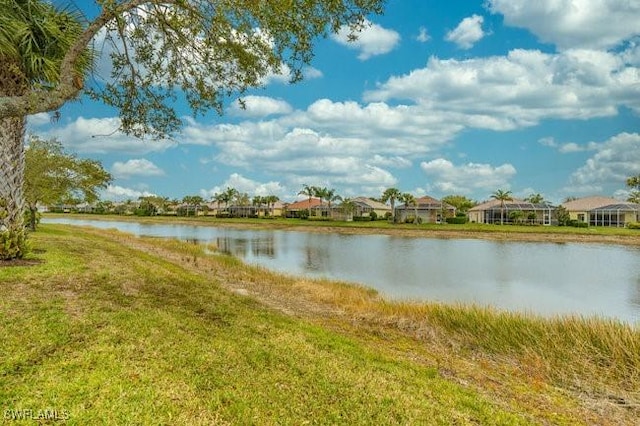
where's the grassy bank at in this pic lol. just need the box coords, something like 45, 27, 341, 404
1, 225, 639, 424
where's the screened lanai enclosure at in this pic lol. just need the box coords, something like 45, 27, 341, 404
589, 204, 640, 227
468, 201, 556, 225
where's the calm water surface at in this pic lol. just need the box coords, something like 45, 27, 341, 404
43, 218, 640, 324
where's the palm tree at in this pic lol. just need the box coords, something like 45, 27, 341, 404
524, 193, 544, 204
222, 187, 238, 211
0, 1, 91, 259
322, 188, 342, 219
252, 195, 265, 217
399, 193, 417, 224
381, 187, 402, 223
265, 194, 280, 217
491, 189, 513, 225
627, 190, 640, 204
339, 198, 356, 221
298, 184, 318, 218
626, 175, 640, 191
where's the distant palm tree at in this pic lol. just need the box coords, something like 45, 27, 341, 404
524, 193, 544, 204
212, 192, 225, 214
252, 195, 265, 216
323, 188, 342, 219
627, 175, 640, 191
491, 189, 513, 225
265, 194, 280, 216
381, 187, 402, 223
399, 192, 417, 224
298, 184, 318, 217
339, 198, 356, 220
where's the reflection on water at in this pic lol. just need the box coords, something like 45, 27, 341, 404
43, 217, 640, 324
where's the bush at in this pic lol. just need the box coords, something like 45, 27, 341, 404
369, 211, 377, 221
626, 222, 640, 229
405, 217, 422, 224
567, 220, 589, 228
446, 216, 468, 224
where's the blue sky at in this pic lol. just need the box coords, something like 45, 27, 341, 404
29, 0, 640, 204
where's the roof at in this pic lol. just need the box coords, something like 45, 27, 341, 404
561, 196, 620, 211
398, 195, 455, 210
287, 197, 323, 210
352, 197, 391, 211
591, 203, 640, 212
469, 198, 554, 212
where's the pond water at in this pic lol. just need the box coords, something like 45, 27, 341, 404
43, 218, 640, 324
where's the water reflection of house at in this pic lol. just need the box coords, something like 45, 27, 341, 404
562, 196, 640, 227
468, 199, 555, 225
395, 196, 455, 223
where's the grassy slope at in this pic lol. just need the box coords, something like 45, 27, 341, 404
1, 225, 638, 425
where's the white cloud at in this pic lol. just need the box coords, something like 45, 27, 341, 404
40, 116, 176, 154
538, 136, 599, 153
420, 158, 517, 195
332, 20, 400, 60
566, 132, 640, 192
364, 48, 640, 128
202, 173, 286, 199
445, 15, 486, 49
416, 27, 431, 43
488, 0, 640, 50
102, 184, 156, 201
27, 112, 51, 127
230, 96, 293, 118
370, 155, 412, 168
112, 159, 165, 178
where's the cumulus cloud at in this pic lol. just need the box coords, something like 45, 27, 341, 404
364, 48, 640, 128
230, 96, 293, 118
202, 173, 287, 199
420, 158, 517, 194
102, 184, 156, 201
112, 159, 165, 178
566, 132, 640, 193
332, 19, 400, 60
445, 15, 486, 49
488, 0, 640, 50
39, 116, 176, 154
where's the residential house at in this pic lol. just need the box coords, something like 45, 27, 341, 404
562, 196, 640, 227
285, 197, 323, 218
468, 199, 555, 225
351, 197, 392, 219
395, 196, 455, 223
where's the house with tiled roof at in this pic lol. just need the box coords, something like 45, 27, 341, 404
561, 196, 639, 227
395, 196, 455, 224
468, 198, 555, 225
285, 197, 323, 218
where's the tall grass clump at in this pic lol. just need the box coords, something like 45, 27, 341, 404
372, 301, 640, 396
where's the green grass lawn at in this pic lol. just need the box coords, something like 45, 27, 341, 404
1, 225, 638, 425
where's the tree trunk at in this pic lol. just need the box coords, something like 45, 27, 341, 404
0, 59, 28, 259
0, 115, 28, 259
